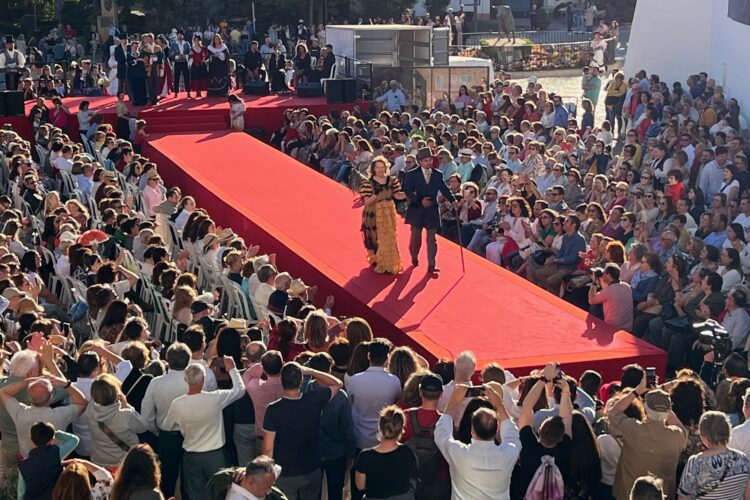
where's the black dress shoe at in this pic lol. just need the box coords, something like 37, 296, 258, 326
412, 260, 419, 267
428, 266, 440, 273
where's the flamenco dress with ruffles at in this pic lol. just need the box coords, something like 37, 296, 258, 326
360, 176, 404, 274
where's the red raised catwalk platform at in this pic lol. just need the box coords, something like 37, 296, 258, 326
20, 91, 365, 140
142, 131, 665, 381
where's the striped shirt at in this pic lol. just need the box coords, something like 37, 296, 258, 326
678, 448, 750, 499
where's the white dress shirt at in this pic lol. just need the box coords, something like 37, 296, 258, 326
140, 368, 188, 432
226, 483, 261, 500
163, 367, 245, 452
730, 419, 750, 457
434, 413, 521, 500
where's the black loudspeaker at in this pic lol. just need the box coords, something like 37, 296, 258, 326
1, 91, 24, 117
296, 82, 323, 98
243, 80, 270, 96
0, 93, 5, 117
325, 78, 357, 104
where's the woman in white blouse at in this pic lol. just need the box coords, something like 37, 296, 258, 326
717, 247, 744, 292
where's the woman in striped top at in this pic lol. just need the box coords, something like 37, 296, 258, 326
677, 411, 750, 499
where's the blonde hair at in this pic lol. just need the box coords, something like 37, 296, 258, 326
90, 373, 121, 406
378, 404, 406, 441
173, 286, 197, 315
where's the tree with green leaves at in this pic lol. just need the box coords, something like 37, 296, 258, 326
424, 0, 450, 16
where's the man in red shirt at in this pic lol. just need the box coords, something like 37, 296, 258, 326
400, 373, 451, 499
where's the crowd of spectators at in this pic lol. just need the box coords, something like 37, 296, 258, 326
4, 9, 750, 500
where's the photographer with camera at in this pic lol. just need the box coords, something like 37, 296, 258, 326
588, 263, 634, 332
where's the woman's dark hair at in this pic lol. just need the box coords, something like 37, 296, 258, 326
455, 398, 494, 444
110, 444, 161, 500
216, 327, 243, 366
724, 247, 742, 272
730, 223, 748, 245
433, 358, 455, 385
347, 342, 371, 377
101, 300, 128, 328
689, 187, 706, 208
20, 250, 39, 273
670, 379, 705, 426
95, 262, 118, 285
729, 378, 750, 423
507, 196, 532, 218
569, 412, 602, 495
276, 319, 300, 361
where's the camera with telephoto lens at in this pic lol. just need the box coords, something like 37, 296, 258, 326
591, 267, 604, 278
694, 319, 733, 364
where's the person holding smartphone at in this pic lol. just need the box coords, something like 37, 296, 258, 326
588, 262, 634, 332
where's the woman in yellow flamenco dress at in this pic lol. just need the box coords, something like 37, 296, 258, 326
360, 155, 407, 274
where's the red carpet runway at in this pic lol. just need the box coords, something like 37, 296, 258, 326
143, 131, 665, 380
23, 92, 364, 140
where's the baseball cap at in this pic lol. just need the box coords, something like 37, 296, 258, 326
420, 373, 444, 392
645, 389, 671, 412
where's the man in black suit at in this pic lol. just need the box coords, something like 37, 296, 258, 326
402, 147, 458, 273
114, 34, 129, 97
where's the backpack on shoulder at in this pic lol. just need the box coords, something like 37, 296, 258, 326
524, 455, 564, 500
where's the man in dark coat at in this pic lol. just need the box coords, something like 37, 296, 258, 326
114, 34, 129, 97
402, 147, 457, 273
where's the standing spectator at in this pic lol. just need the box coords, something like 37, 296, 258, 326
0, 369, 87, 459
140, 342, 190, 499
85, 373, 150, 468
109, 443, 165, 500
729, 387, 750, 456
162, 356, 246, 499
438, 351, 476, 426
262, 361, 343, 499
306, 352, 356, 500
354, 405, 419, 500
610, 380, 687, 500
376, 80, 407, 113
400, 373, 450, 499
515, 363, 573, 497
244, 349, 285, 455
434, 381, 521, 499
348, 338, 402, 450
678, 411, 750, 499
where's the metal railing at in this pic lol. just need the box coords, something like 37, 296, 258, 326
368, 65, 490, 111
333, 54, 374, 99
462, 30, 603, 45
458, 31, 616, 73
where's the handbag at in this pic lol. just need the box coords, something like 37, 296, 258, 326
97, 421, 131, 453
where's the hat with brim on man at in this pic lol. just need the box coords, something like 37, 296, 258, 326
459, 148, 473, 157
416, 147, 433, 162
15, 297, 43, 316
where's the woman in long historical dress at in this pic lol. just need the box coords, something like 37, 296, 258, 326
359, 155, 406, 274
107, 44, 119, 95
207, 34, 230, 97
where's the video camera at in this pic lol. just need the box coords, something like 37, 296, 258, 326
694, 319, 733, 364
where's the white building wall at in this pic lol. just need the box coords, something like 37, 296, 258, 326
709, 0, 750, 115
624, 0, 712, 86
